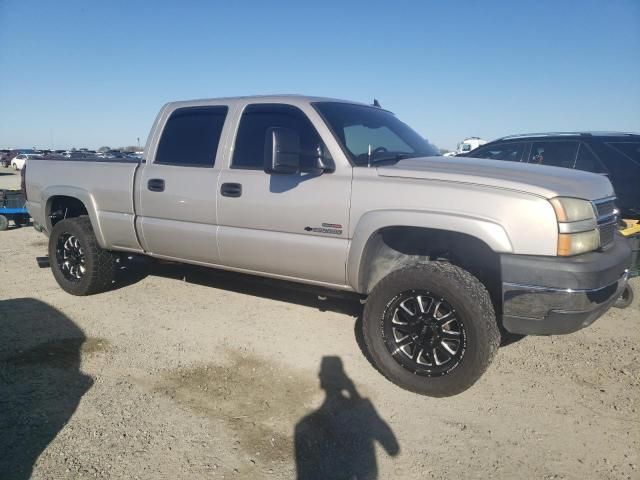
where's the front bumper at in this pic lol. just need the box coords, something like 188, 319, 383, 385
501, 234, 631, 335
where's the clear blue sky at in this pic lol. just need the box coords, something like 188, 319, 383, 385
1, 0, 638, 151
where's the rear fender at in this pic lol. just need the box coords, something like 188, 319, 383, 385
41, 186, 106, 248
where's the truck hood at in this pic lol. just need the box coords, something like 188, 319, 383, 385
376, 156, 614, 200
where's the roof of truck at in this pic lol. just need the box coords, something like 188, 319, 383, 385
164, 94, 373, 109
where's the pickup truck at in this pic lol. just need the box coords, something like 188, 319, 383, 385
24, 95, 631, 397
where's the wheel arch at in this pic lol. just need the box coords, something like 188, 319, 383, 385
348, 212, 509, 310
43, 187, 106, 247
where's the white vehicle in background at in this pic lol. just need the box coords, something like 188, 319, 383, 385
444, 137, 487, 156
11, 153, 39, 170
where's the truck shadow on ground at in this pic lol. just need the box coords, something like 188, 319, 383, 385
0, 298, 94, 480
116, 257, 523, 354
118, 257, 363, 317
295, 356, 400, 479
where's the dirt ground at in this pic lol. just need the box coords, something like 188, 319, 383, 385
1, 169, 639, 479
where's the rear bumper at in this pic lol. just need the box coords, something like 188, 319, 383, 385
501, 234, 631, 335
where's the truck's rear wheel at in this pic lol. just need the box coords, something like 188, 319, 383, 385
363, 262, 499, 397
49, 216, 117, 295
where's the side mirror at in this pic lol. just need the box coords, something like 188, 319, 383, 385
264, 127, 300, 174
310, 146, 335, 173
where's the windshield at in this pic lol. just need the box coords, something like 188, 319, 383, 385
313, 102, 439, 166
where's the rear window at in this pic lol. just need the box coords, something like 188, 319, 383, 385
155, 106, 228, 167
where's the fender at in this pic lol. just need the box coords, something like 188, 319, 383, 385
41, 186, 107, 248
347, 209, 513, 292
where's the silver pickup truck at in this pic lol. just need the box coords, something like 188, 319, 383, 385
24, 95, 631, 396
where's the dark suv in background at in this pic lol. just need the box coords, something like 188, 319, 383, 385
460, 133, 640, 219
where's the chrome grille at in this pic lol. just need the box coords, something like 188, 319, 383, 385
592, 197, 617, 248
594, 199, 616, 219
599, 221, 616, 247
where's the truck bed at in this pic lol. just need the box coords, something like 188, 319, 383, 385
25, 157, 142, 251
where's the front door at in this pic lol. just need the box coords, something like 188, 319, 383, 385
217, 103, 351, 286
136, 104, 229, 264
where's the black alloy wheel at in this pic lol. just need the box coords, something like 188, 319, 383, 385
382, 291, 466, 377
55, 233, 86, 282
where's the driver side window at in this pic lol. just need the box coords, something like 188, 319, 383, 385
232, 104, 330, 170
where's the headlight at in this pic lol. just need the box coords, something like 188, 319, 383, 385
549, 197, 596, 222
549, 197, 599, 256
557, 230, 600, 256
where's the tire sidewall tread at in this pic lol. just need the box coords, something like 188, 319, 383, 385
363, 262, 499, 397
48, 216, 117, 296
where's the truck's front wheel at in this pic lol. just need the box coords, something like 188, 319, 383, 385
363, 262, 499, 397
49, 216, 117, 296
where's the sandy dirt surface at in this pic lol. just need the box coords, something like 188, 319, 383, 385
1, 169, 639, 479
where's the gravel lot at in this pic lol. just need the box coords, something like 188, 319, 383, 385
1, 169, 639, 479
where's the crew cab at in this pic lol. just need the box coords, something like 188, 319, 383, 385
23, 95, 631, 396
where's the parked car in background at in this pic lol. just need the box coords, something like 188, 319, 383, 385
11, 153, 40, 170
9, 149, 39, 162
460, 132, 640, 219
443, 137, 487, 156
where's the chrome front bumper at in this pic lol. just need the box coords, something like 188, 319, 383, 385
502, 270, 629, 335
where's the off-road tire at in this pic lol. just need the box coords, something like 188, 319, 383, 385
49, 216, 117, 295
363, 262, 499, 397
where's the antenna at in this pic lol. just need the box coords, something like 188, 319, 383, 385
373, 99, 381, 108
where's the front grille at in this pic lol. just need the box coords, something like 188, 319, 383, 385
594, 199, 616, 219
599, 221, 616, 247
593, 197, 617, 248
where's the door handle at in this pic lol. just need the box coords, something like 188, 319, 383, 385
221, 182, 242, 197
148, 178, 165, 192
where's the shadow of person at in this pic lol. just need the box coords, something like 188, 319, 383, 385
294, 356, 399, 480
0, 298, 93, 480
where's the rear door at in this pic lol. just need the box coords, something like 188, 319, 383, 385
216, 102, 352, 285
136, 103, 231, 263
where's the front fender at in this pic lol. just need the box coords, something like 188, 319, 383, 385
346, 209, 513, 291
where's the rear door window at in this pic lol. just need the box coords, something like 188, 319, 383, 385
528, 141, 578, 168
468, 142, 526, 162
607, 142, 640, 166
155, 106, 228, 167
574, 142, 607, 173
